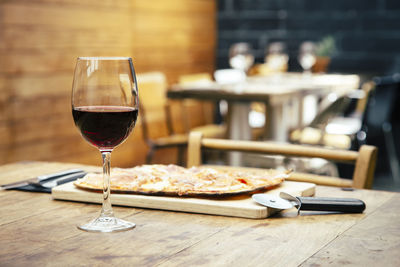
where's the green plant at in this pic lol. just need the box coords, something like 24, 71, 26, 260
315, 36, 336, 57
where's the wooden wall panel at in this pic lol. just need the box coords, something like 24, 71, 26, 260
132, 0, 216, 84
1, 4, 133, 29
0, 0, 216, 166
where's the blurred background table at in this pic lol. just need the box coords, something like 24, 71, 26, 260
169, 72, 360, 165
0, 161, 399, 266
168, 72, 360, 143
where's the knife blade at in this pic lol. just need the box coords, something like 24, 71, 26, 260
0, 169, 84, 190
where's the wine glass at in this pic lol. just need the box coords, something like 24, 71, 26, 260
264, 42, 289, 73
229, 42, 255, 73
298, 41, 316, 74
72, 57, 139, 232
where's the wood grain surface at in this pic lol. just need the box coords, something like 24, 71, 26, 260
52, 181, 315, 219
0, 0, 216, 166
0, 162, 399, 266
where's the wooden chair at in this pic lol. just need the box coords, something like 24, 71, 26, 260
177, 73, 227, 138
137, 72, 187, 165
360, 75, 400, 181
289, 81, 375, 150
187, 132, 378, 189
137, 72, 226, 165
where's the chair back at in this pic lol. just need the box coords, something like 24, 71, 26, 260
136, 72, 171, 141
178, 73, 216, 127
362, 75, 400, 132
137, 72, 167, 109
358, 74, 400, 179
178, 73, 213, 85
309, 94, 352, 129
188, 132, 377, 189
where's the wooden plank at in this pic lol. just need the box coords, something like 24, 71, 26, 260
300, 193, 400, 266
0, 48, 211, 74
288, 172, 353, 187
0, 200, 141, 263
161, 215, 361, 266
133, 0, 215, 13
0, 115, 76, 145
353, 145, 377, 189
0, 124, 11, 145
14, 122, 147, 165
3, 0, 133, 9
0, 192, 61, 225
201, 138, 360, 162
1, 108, 190, 165
0, 161, 98, 185
134, 47, 215, 62
57, 140, 182, 167
2, 26, 130, 50
0, 116, 75, 143
0, 162, 397, 266
0, 75, 10, 122
132, 31, 214, 49
3, 95, 70, 122
2, 84, 191, 124
48, 147, 141, 167
7, 74, 74, 97
0, 207, 220, 266
2, 136, 105, 162
52, 181, 315, 219
1, 137, 88, 163
133, 13, 214, 32
156, 187, 395, 266
1, 132, 147, 167
187, 131, 203, 167
1, 101, 188, 165
180, 100, 216, 129
54, 141, 150, 167
0, 0, 216, 166
2, 3, 132, 29
0, 49, 132, 74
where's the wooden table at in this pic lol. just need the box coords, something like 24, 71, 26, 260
1, 162, 399, 266
168, 73, 359, 165
168, 73, 360, 143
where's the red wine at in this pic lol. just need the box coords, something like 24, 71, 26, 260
72, 106, 138, 150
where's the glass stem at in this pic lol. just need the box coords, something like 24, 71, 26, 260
100, 151, 114, 218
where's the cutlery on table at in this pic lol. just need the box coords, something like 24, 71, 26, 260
37, 171, 87, 188
252, 192, 366, 214
1, 169, 86, 190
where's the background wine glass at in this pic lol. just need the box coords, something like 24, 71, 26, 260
72, 57, 139, 232
298, 41, 316, 75
229, 42, 255, 73
264, 42, 289, 73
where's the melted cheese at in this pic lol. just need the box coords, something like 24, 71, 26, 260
74, 164, 288, 195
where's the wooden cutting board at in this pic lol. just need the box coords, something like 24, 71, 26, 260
52, 181, 315, 219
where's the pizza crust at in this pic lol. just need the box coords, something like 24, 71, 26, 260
74, 164, 288, 196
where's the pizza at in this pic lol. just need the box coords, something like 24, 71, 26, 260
74, 164, 288, 196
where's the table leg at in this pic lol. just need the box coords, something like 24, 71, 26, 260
295, 95, 304, 128
227, 102, 251, 166
267, 94, 304, 142
269, 103, 285, 142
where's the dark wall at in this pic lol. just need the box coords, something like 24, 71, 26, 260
217, 0, 400, 77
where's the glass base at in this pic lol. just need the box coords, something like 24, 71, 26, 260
78, 216, 135, 233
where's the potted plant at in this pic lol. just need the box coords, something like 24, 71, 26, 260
312, 36, 336, 73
